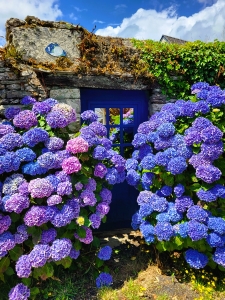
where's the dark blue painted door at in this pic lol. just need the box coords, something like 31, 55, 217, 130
81, 89, 149, 229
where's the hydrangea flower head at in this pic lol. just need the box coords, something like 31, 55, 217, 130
97, 246, 112, 260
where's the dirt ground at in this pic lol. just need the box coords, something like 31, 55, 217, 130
94, 228, 202, 300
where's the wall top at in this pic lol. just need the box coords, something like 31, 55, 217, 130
1, 16, 153, 90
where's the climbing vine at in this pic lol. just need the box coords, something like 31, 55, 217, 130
132, 39, 225, 99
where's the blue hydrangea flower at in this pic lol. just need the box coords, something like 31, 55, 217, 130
196, 165, 221, 183
46, 111, 68, 128
175, 196, 193, 213
139, 221, 155, 243
29, 244, 51, 267
185, 249, 208, 269
4, 107, 21, 120
174, 184, 185, 198
0, 133, 23, 151
132, 133, 148, 148
43, 98, 58, 107
167, 156, 187, 175
16, 147, 36, 162
154, 222, 174, 241
96, 272, 113, 288
187, 220, 208, 241
207, 217, 225, 235
89, 121, 107, 136
187, 205, 209, 223
23, 128, 49, 147
207, 233, 224, 248
177, 222, 188, 238
138, 144, 153, 160
141, 172, 154, 190
139, 203, 153, 219
22, 162, 48, 176
50, 238, 72, 261
126, 169, 141, 186
157, 122, 175, 138
20, 95, 36, 105
140, 154, 156, 170
97, 246, 112, 260
125, 158, 138, 171
131, 212, 142, 230
213, 247, 225, 267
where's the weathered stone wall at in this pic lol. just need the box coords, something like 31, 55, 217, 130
0, 16, 177, 125
0, 61, 47, 118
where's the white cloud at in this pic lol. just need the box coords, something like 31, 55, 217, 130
96, 0, 225, 42
115, 4, 127, 10
93, 20, 105, 24
73, 6, 87, 12
69, 13, 78, 21
0, 0, 62, 46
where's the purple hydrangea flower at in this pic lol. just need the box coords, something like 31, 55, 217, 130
201, 125, 223, 144
74, 226, 93, 244
89, 121, 107, 136
24, 206, 48, 226
43, 98, 58, 107
69, 248, 80, 259
175, 196, 193, 213
28, 178, 54, 198
47, 195, 62, 206
52, 103, 76, 124
29, 244, 51, 267
32, 101, 51, 115
94, 163, 108, 178
13, 110, 38, 129
196, 165, 222, 183
0, 214, 11, 234
0, 133, 23, 151
89, 213, 101, 229
40, 228, 57, 244
9, 283, 30, 300
44, 137, 64, 151
100, 188, 112, 204
4, 193, 30, 213
15, 255, 32, 278
81, 110, 98, 122
0, 124, 15, 138
50, 238, 72, 261
46, 111, 68, 128
57, 181, 72, 196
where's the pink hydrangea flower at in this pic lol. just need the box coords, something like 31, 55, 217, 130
62, 157, 81, 174
66, 137, 89, 154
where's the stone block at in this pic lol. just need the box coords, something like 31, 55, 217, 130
6, 83, 21, 90
0, 72, 18, 80
50, 88, 80, 99
6, 90, 29, 98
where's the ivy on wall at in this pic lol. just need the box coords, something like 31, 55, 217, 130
132, 39, 225, 99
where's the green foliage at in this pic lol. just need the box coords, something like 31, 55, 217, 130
132, 39, 225, 99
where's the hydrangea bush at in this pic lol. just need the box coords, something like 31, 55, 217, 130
0, 98, 121, 298
127, 82, 225, 270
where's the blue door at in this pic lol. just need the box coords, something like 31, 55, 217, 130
81, 89, 149, 229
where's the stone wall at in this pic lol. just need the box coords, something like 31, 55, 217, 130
0, 16, 176, 127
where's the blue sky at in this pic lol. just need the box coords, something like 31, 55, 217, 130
0, 0, 224, 46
